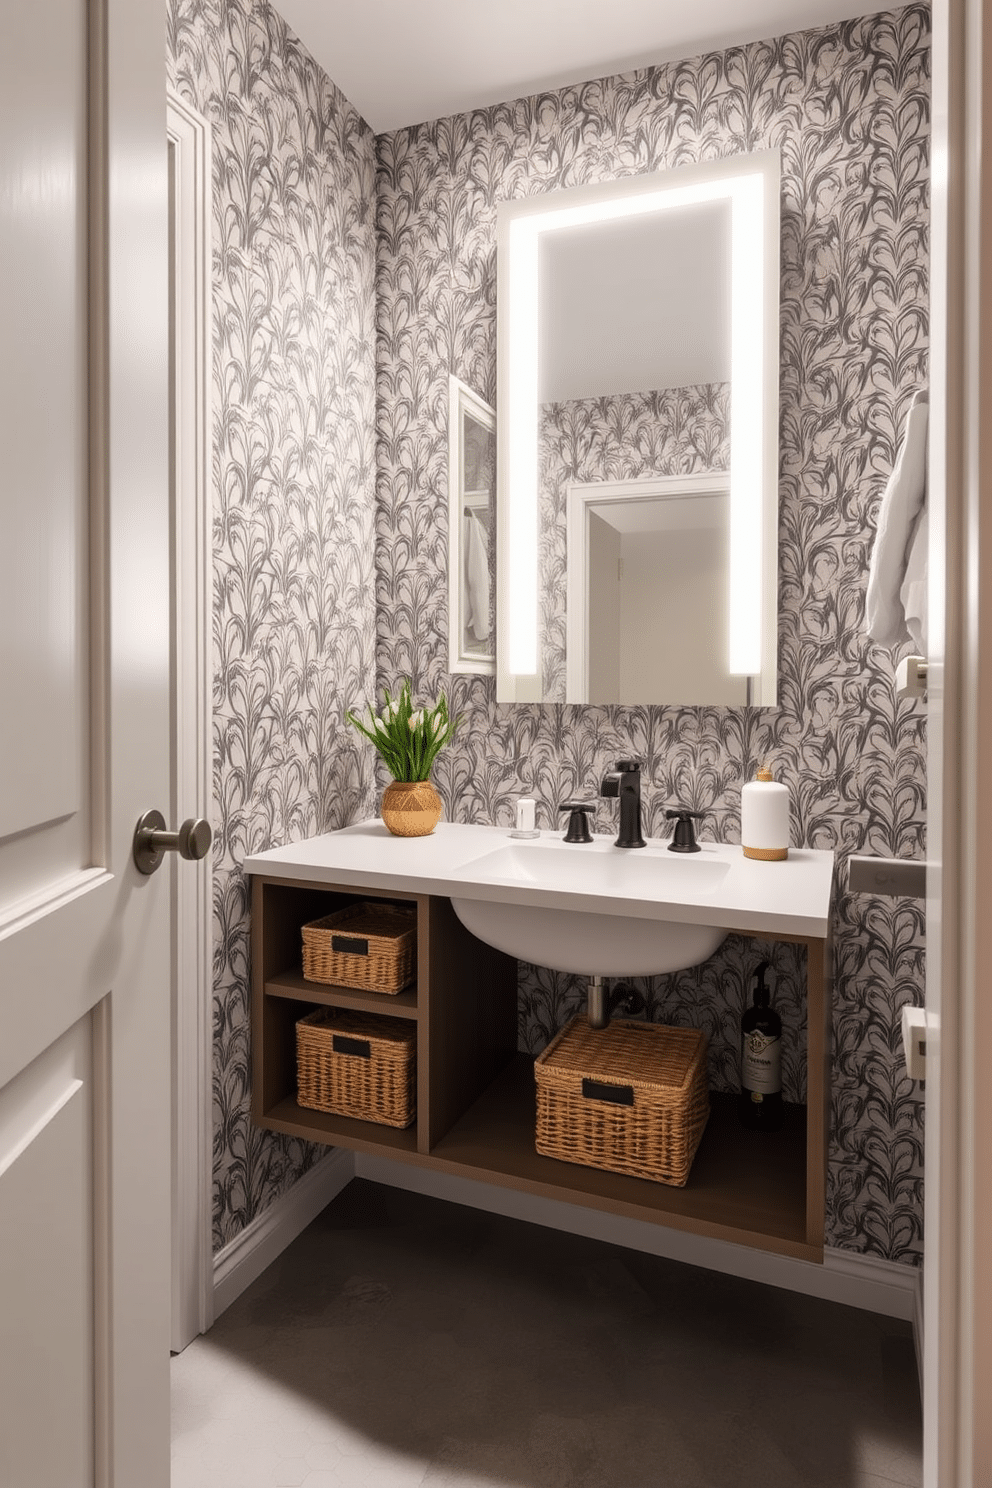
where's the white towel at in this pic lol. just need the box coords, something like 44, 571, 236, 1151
464, 509, 491, 644
865, 390, 929, 648
900, 502, 927, 652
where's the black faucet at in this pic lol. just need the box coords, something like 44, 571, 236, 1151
600, 759, 646, 849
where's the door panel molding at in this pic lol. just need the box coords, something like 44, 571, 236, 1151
92, 995, 112, 1488
0, 1019, 94, 1488
0, 865, 112, 942
0, 1018, 88, 1181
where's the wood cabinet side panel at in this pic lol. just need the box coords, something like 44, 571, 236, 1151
251, 875, 265, 1123
804, 934, 831, 1247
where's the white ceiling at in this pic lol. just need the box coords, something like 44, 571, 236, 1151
274, 0, 907, 133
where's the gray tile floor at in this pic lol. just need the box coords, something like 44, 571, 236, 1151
171, 1181, 922, 1488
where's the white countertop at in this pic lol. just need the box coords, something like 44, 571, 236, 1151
245, 820, 834, 939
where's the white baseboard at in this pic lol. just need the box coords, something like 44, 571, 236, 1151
912, 1259, 925, 1396
822, 1244, 923, 1322
213, 1149, 355, 1318
355, 1154, 921, 1323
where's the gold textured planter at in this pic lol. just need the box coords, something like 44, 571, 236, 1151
380, 779, 443, 838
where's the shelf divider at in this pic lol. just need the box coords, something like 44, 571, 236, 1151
262, 1094, 420, 1157
265, 969, 418, 1019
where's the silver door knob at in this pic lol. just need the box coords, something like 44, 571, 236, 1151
133, 809, 212, 876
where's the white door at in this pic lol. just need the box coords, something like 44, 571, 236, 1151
0, 1, 172, 1485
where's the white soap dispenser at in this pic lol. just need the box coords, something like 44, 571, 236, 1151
741, 767, 789, 862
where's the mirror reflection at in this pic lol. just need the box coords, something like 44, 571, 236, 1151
566, 473, 745, 705
496, 153, 780, 707
448, 376, 496, 675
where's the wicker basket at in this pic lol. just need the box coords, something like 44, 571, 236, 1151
296, 1007, 416, 1128
301, 902, 416, 994
535, 1016, 709, 1187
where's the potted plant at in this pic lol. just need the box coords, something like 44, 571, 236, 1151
346, 681, 460, 837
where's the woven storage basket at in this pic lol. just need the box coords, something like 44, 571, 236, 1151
301, 902, 416, 994
535, 1015, 709, 1187
296, 1007, 416, 1128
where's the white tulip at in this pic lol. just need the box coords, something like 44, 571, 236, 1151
408, 710, 424, 731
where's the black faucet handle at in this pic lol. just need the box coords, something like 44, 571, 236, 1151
665, 808, 704, 854
559, 800, 595, 844
614, 758, 642, 773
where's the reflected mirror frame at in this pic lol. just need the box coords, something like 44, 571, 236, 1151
448, 375, 496, 676
565, 471, 739, 706
495, 149, 780, 707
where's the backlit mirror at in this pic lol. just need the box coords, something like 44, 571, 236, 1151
495, 151, 780, 706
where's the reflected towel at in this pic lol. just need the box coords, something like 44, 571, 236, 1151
464, 508, 490, 643
865, 390, 929, 648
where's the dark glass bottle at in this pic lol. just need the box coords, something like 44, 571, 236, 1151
739, 961, 783, 1131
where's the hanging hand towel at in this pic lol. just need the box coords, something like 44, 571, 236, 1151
464, 509, 491, 644
900, 500, 928, 652
865, 390, 929, 648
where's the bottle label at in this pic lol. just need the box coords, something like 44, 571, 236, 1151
743, 1029, 781, 1095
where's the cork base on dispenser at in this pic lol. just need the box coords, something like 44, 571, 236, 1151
743, 845, 789, 861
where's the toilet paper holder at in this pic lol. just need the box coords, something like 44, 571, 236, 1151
848, 855, 926, 899
901, 1004, 927, 1081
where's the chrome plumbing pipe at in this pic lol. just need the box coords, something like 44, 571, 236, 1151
587, 975, 609, 1029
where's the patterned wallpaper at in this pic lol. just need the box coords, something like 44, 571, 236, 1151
538, 383, 731, 698
167, 0, 378, 1250
375, 8, 930, 1261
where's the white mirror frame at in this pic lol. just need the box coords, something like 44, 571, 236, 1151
448, 375, 496, 675
496, 149, 780, 706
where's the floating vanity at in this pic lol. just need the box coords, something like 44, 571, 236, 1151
246, 822, 833, 1263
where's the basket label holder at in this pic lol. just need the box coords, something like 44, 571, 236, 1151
581, 1077, 634, 1106
332, 1035, 372, 1059
331, 934, 369, 956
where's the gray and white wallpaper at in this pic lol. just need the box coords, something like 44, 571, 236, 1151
167, 0, 378, 1250
375, 7, 930, 1262
168, 0, 929, 1266
539, 383, 731, 698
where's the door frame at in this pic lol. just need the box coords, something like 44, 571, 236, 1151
167, 89, 214, 1353
925, 0, 992, 1478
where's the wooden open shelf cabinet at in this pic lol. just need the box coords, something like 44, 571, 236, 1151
251, 873, 831, 1263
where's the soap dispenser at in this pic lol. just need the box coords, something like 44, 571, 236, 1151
741, 767, 789, 861
739, 961, 783, 1131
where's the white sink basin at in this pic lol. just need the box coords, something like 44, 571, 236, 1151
450, 841, 730, 976
456, 842, 729, 898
